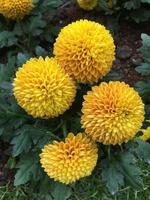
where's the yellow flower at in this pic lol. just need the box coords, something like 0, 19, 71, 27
77, 0, 97, 10
81, 81, 145, 145
54, 19, 115, 83
40, 133, 98, 184
0, 0, 33, 20
13, 57, 76, 119
138, 127, 150, 141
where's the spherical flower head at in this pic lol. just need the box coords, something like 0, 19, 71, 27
77, 0, 97, 11
13, 57, 76, 119
0, 0, 33, 20
81, 81, 145, 145
40, 133, 98, 184
54, 19, 115, 83
138, 127, 150, 141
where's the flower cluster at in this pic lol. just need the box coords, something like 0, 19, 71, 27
81, 81, 145, 145
12, 19, 146, 185
13, 57, 76, 118
77, 0, 97, 10
54, 19, 115, 83
0, 0, 33, 20
40, 133, 98, 184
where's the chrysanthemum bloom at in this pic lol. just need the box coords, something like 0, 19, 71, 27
40, 133, 98, 184
0, 0, 33, 20
54, 19, 115, 83
138, 127, 150, 141
81, 81, 145, 145
13, 57, 76, 118
77, 0, 97, 10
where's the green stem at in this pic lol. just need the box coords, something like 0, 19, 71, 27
120, 145, 124, 152
61, 119, 67, 138
108, 145, 111, 160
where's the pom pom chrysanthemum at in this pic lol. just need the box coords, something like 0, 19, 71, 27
0, 0, 33, 20
77, 0, 97, 10
13, 57, 76, 119
81, 81, 145, 145
40, 133, 98, 184
54, 19, 115, 83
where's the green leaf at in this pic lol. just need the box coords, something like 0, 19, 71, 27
130, 10, 150, 23
98, 0, 114, 14
135, 81, 150, 100
42, 0, 63, 8
0, 31, 18, 48
14, 153, 39, 186
35, 46, 48, 57
0, 81, 12, 90
140, 34, 150, 62
135, 140, 150, 163
17, 53, 30, 66
69, 117, 82, 133
135, 63, 150, 75
52, 182, 72, 200
32, 0, 40, 3
7, 157, 16, 169
0, 127, 4, 136
29, 16, 46, 36
102, 71, 123, 81
39, 174, 52, 195
102, 151, 144, 194
141, 0, 150, 3
101, 157, 124, 195
11, 126, 32, 157
118, 152, 143, 190
124, 0, 141, 10
0, 54, 16, 82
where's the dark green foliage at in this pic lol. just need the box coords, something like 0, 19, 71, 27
98, 0, 150, 23
135, 34, 150, 113
51, 183, 72, 200
0, 31, 18, 48
14, 153, 41, 186
134, 140, 150, 163
102, 156, 124, 194
101, 145, 146, 194
136, 34, 150, 75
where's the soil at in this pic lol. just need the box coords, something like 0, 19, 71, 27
0, 141, 14, 186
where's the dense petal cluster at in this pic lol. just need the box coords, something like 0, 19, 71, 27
77, 0, 97, 10
40, 133, 98, 184
138, 126, 150, 141
13, 57, 76, 118
81, 81, 145, 145
0, 0, 33, 20
54, 19, 115, 83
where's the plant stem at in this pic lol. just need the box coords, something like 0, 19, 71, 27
120, 145, 124, 152
61, 119, 67, 138
108, 145, 111, 160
